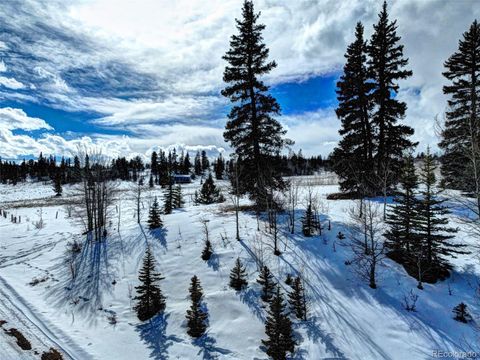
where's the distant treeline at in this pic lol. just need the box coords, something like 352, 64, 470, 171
0, 150, 328, 185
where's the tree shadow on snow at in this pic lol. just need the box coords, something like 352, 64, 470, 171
239, 287, 266, 322
46, 233, 122, 324
207, 253, 220, 271
193, 333, 233, 360
136, 313, 182, 360
149, 227, 168, 250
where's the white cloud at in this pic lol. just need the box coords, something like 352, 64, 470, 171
0, 76, 25, 90
1, 0, 480, 158
0, 107, 52, 131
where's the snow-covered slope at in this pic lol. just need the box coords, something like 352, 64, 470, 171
0, 179, 478, 359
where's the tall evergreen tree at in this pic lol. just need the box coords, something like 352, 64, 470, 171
439, 20, 480, 211
416, 149, 465, 281
222, 0, 291, 209
53, 171, 62, 197
229, 257, 248, 291
257, 265, 275, 302
288, 276, 307, 321
186, 275, 208, 338
151, 151, 158, 177
201, 150, 210, 173
134, 247, 166, 321
163, 183, 184, 214
368, 1, 415, 188
147, 197, 163, 230
194, 152, 202, 176
384, 155, 421, 256
262, 287, 295, 360
331, 22, 375, 195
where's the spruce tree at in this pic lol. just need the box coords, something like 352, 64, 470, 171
257, 265, 275, 302
229, 257, 248, 291
416, 150, 465, 280
368, 1, 415, 188
439, 20, 480, 207
53, 171, 62, 197
172, 185, 184, 209
301, 204, 319, 237
163, 183, 183, 214
288, 276, 307, 321
201, 239, 213, 261
147, 197, 163, 230
331, 22, 375, 195
195, 173, 224, 204
452, 302, 472, 323
262, 287, 295, 360
384, 155, 421, 257
134, 247, 166, 321
222, 0, 291, 209
186, 275, 208, 338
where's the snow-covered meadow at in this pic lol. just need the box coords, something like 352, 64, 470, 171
0, 176, 478, 359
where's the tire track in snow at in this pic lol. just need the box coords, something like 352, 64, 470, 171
0, 276, 92, 360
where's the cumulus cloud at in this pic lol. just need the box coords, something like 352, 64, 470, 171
0, 107, 52, 131
0, 0, 479, 158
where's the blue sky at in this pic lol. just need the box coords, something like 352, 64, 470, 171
0, 0, 479, 160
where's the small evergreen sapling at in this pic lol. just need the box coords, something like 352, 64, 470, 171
195, 173, 224, 204
201, 239, 213, 261
229, 257, 248, 291
262, 287, 296, 360
186, 275, 208, 338
301, 204, 319, 237
285, 273, 293, 286
134, 247, 166, 321
257, 265, 275, 302
452, 302, 472, 323
147, 197, 163, 230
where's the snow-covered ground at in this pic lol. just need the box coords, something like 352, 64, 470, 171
0, 177, 478, 359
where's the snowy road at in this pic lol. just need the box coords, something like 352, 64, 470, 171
0, 276, 91, 359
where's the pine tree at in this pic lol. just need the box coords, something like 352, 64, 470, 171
186, 276, 208, 338
163, 183, 183, 214
416, 149, 465, 281
452, 302, 472, 323
201, 150, 210, 173
368, 1, 415, 188
195, 173, 224, 204
172, 185, 184, 208
262, 287, 295, 360
53, 171, 62, 197
384, 155, 421, 256
288, 277, 307, 321
194, 152, 202, 176
301, 204, 319, 237
151, 151, 158, 177
147, 197, 163, 230
257, 265, 275, 302
331, 22, 375, 196
229, 257, 248, 291
134, 247, 166, 321
201, 239, 213, 261
439, 20, 480, 207
214, 154, 225, 180
222, 0, 291, 209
